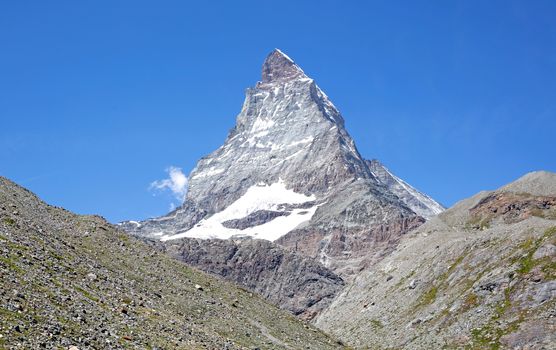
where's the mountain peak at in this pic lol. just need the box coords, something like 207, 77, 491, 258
261, 49, 306, 83
123, 50, 444, 277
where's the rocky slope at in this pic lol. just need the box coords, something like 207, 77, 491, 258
159, 237, 345, 321
121, 49, 443, 277
0, 176, 345, 349
316, 171, 556, 349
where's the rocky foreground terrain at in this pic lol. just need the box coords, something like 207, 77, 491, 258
0, 176, 345, 349
316, 171, 556, 349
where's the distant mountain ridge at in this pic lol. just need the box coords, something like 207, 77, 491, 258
121, 49, 444, 275
316, 171, 556, 349
368, 159, 445, 219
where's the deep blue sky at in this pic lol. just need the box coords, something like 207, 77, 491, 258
1, 1, 555, 223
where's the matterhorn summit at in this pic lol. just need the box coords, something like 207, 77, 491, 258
261, 48, 306, 83
122, 49, 444, 274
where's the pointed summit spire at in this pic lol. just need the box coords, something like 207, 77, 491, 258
261, 49, 306, 83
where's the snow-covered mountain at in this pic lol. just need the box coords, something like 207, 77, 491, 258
368, 159, 445, 219
121, 49, 444, 275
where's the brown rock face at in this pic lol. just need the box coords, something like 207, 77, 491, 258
278, 215, 425, 276
469, 192, 556, 228
261, 49, 305, 83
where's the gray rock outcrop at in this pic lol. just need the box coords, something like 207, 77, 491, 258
161, 237, 345, 321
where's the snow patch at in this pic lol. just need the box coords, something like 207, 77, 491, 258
287, 136, 314, 147
192, 167, 225, 179
251, 118, 276, 133
161, 180, 317, 242
383, 167, 445, 217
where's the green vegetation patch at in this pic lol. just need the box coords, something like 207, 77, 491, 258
0, 254, 23, 273
415, 251, 469, 310
470, 311, 523, 350
0, 306, 22, 320
466, 215, 491, 230
370, 319, 384, 329
418, 285, 438, 306
448, 253, 466, 274
515, 226, 556, 275
74, 286, 99, 303
2, 217, 16, 226
460, 293, 479, 313
466, 227, 556, 349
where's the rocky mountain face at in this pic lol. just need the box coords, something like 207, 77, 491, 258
0, 176, 345, 349
159, 237, 345, 321
315, 171, 556, 349
121, 49, 443, 277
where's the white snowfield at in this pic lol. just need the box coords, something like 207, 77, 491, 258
391, 172, 444, 216
379, 165, 444, 218
161, 179, 317, 242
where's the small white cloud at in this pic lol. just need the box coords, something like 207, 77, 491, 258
150, 166, 188, 202
169, 202, 177, 212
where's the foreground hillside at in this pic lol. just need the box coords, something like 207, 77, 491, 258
316, 171, 556, 349
0, 177, 344, 349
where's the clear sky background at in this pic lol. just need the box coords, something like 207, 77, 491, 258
1, 1, 555, 223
